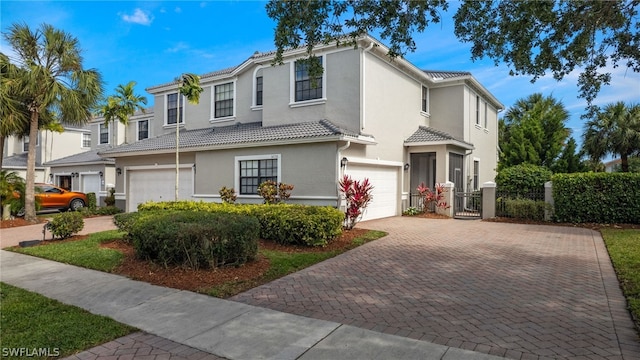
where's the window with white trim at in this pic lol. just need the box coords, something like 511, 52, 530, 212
256, 76, 263, 106
82, 133, 91, 148
99, 123, 109, 144
475, 95, 481, 125
239, 158, 278, 195
214, 82, 234, 118
22, 135, 37, 152
421, 86, 429, 113
166, 92, 183, 125
484, 102, 488, 128
137, 120, 149, 140
295, 56, 323, 102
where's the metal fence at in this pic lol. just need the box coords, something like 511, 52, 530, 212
496, 189, 547, 219
409, 193, 435, 212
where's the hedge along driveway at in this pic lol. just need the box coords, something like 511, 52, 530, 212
232, 217, 640, 360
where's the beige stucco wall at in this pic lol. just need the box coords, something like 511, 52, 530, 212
429, 86, 465, 139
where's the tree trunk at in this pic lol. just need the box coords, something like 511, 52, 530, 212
25, 111, 39, 223
621, 153, 629, 172
0, 135, 5, 169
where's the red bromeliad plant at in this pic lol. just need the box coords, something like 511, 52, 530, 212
339, 174, 373, 230
417, 182, 449, 211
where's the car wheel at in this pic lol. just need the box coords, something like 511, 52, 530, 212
69, 198, 85, 211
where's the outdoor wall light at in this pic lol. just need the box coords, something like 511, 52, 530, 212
72, 172, 78, 177
116, 168, 122, 176
404, 163, 410, 171
98, 171, 103, 177
340, 157, 348, 168
49, 173, 53, 180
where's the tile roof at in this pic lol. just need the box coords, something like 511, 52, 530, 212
405, 126, 474, 148
1, 153, 43, 168
45, 149, 114, 166
99, 120, 370, 156
422, 70, 471, 80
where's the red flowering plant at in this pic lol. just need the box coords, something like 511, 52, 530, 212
338, 174, 373, 230
417, 182, 449, 211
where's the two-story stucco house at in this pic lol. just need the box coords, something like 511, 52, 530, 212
44, 110, 153, 205
2, 126, 92, 186
100, 35, 503, 219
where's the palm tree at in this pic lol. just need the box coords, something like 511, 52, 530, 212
174, 73, 202, 201
0, 53, 29, 168
583, 102, 640, 172
99, 81, 147, 145
2, 23, 103, 222
0, 170, 26, 220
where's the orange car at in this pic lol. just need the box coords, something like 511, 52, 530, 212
32, 183, 88, 212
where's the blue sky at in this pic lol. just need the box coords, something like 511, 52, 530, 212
2, 1, 639, 148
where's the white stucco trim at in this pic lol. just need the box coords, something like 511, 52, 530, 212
342, 157, 403, 167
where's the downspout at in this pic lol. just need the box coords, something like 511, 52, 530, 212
336, 140, 351, 208
361, 41, 375, 131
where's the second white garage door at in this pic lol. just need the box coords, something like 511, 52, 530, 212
345, 164, 399, 221
127, 168, 193, 212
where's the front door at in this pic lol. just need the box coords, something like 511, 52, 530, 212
410, 152, 436, 210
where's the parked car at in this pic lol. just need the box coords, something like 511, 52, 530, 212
15, 184, 87, 215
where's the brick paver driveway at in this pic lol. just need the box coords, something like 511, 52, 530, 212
232, 217, 640, 360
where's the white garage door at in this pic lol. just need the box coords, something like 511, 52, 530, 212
127, 168, 192, 212
345, 164, 399, 221
81, 174, 100, 196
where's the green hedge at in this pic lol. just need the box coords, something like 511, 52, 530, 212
552, 172, 640, 224
137, 201, 344, 246
127, 211, 259, 269
504, 198, 547, 221
496, 164, 552, 194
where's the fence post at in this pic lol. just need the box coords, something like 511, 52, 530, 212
544, 181, 553, 221
481, 181, 496, 219
437, 181, 455, 218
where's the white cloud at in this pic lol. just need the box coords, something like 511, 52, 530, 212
121, 8, 153, 26
174, 7, 182, 13
166, 42, 189, 53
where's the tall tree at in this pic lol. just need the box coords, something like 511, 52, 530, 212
2, 23, 103, 222
582, 102, 640, 172
99, 81, 147, 145
551, 137, 586, 173
174, 73, 202, 201
499, 93, 570, 170
266, 0, 639, 105
0, 53, 29, 168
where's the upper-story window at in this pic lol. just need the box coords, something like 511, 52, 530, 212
475, 95, 481, 125
99, 123, 109, 144
256, 76, 263, 106
82, 133, 91, 148
214, 82, 234, 118
137, 120, 149, 141
421, 86, 429, 113
166, 93, 184, 125
22, 135, 37, 152
295, 56, 323, 102
484, 102, 488, 128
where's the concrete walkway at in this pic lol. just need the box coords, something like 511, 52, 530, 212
1, 249, 504, 360
232, 217, 640, 360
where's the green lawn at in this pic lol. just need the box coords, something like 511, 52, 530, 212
13, 230, 125, 272
0, 282, 135, 360
601, 228, 640, 327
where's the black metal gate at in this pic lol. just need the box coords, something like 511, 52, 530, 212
454, 190, 482, 219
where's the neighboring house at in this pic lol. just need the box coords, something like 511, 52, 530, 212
100, 35, 503, 220
2, 126, 92, 185
44, 110, 153, 206
604, 158, 621, 173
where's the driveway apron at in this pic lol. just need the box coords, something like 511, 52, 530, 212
231, 217, 640, 360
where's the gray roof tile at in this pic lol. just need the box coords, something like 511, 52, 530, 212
45, 149, 114, 166
422, 70, 471, 80
99, 120, 367, 155
1, 153, 43, 168
405, 126, 474, 148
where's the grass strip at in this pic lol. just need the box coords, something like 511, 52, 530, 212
0, 282, 135, 359
11, 230, 125, 272
601, 229, 640, 327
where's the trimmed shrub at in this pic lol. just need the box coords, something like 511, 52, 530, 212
128, 211, 259, 269
504, 198, 547, 221
137, 201, 344, 246
496, 164, 552, 194
553, 172, 640, 224
86, 192, 97, 210
219, 186, 237, 204
48, 212, 84, 239
104, 188, 116, 207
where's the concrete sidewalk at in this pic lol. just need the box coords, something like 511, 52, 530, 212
0, 250, 504, 360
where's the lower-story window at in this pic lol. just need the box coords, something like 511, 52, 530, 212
239, 158, 278, 195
